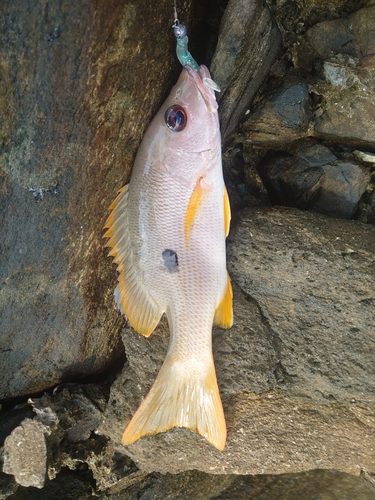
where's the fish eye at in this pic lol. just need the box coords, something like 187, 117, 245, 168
164, 105, 187, 132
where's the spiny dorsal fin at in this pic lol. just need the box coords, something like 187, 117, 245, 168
104, 185, 163, 337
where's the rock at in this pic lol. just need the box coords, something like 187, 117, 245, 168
210, 0, 282, 142
3, 419, 48, 488
257, 141, 371, 217
257, 151, 325, 209
100, 207, 375, 475
241, 73, 312, 145
0, 0, 215, 399
313, 161, 371, 218
306, 3, 375, 66
305, 5, 375, 149
102, 469, 375, 499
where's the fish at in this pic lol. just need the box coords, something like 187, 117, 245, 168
104, 63, 233, 450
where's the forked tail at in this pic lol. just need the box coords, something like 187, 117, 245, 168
122, 355, 226, 450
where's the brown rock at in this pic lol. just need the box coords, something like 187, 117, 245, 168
210, 0, 282, 142
0, 0, 213, 399
306, 3, 375, 66
100, 207, 375, 475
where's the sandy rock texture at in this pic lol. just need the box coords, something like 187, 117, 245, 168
101, 207, 375, 475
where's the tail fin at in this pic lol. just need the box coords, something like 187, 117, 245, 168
122, 355, 226, 450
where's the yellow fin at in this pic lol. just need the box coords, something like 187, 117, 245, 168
213, 273, 233, 329
122, 355, 226, 450
224, 185, 231, 237
184, 177, 206, 247
104, 184, 163, 337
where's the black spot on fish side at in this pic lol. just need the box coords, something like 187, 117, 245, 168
162, 249, 178, 273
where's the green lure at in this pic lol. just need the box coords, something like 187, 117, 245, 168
172, 12, 200, 74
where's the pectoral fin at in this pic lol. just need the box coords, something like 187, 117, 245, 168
213, 272, 233, 329
104, 185, 163, 337
184, 177, 207, 248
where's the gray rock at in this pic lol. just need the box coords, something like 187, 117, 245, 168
258, 152, 325, 208
101, 469, 375, 500
210, 0, 282, 141
306, 5, 375, 148
3, 419, 48, 488
241, 74, 312, 145
313, 161, 371, 218
306, 3, 375, 66
257, 141, 371, 218
100, 207, 375, 475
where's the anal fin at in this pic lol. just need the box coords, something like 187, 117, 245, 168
104, 184, 163, 337
213, 272, 233, 329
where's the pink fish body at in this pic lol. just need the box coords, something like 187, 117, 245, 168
104, 64, 232, 450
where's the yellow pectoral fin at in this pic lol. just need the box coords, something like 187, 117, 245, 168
184, 177, 207, 247
213, 272, 233, 329
224, 185, 231, 237
104, 184, 163, 337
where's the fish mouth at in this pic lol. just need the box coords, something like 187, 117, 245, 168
185, 65, 219, 112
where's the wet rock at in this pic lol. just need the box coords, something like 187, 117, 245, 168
0, 0, 214, 399
100, 207, 375, 475
210, 0, 282, 141
258, 141, 371, 217
241, 74, 312, 145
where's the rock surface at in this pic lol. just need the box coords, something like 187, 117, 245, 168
306, 4, 375, 148
100, 207, 375, 475
0, 0, 211, 399
210, 0, 282, 142
241, 73, 312, 146
257, 140, 371, 217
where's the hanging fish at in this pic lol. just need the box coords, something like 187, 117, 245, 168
104, 13, 232, 450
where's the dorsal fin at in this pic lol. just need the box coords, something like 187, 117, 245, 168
104, 185, 163, 337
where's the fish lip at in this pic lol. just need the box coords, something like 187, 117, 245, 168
185, 64, 218, 112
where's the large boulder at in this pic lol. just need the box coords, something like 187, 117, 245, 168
0, 0, 206, 399
100, 207, 375, 475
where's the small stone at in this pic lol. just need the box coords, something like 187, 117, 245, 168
3, 419, 47, 488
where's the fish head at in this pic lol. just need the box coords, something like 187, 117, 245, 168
143, 64, 221, 184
